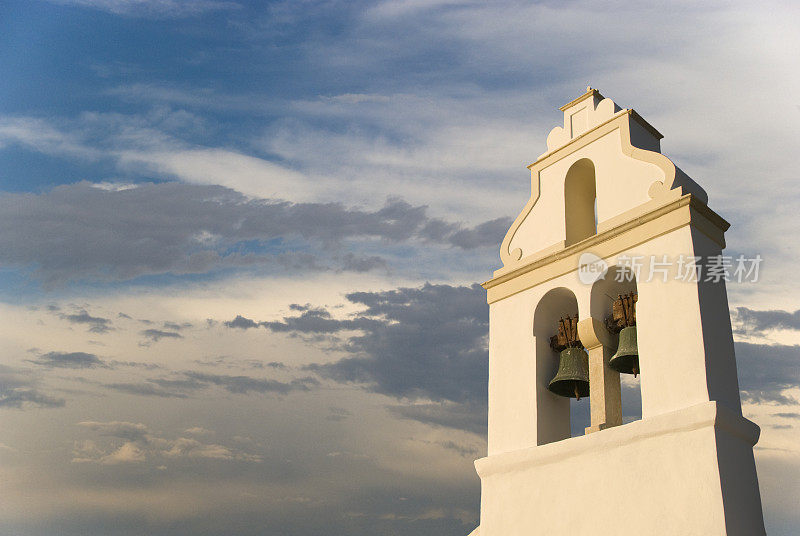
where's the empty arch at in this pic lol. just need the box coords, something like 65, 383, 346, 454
564, 158, 597, 246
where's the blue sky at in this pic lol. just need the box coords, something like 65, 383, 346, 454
1, 1, 799, 535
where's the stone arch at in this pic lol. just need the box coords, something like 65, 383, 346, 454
564, 158, 597, 246
533, 287, 579, 444
590, 265, 641, 424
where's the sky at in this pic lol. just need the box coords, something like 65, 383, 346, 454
0, 1, 799, 535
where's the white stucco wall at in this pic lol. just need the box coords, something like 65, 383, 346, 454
476, 402, 764, 536
476, 89, 764, 536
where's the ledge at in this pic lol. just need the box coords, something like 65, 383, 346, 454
475, 401, 759, 479
483, 194, 730, 304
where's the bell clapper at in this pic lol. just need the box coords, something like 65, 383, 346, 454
574, 383, 580, 400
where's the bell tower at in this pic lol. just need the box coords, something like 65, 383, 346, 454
469, 89, 766, 536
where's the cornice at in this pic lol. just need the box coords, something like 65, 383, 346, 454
558, 87, 604, 112
483, 194, 730, 304
475, 401, 757, 478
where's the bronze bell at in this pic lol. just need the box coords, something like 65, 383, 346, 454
548, 346, 590, 400
609, 325, 639, 376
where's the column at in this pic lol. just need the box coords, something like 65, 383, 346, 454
578, 317, 622, 433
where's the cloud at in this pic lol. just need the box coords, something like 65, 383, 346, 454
426, 218, 512, 250
736, 342, 800, 405
224, 283, 489, 432
107, 360, 162, 370
435, 440, 480, 458
29, 351, 107, 369
0, 181, 510, 284
237, 283, 794, 423
261, 306, 379, 335
163, 321, 192, 331
733, 307, 800, 334
0, 387, 66, 409
73, 420, 260, 464
339, 252, 389, 273
100, 442, 147, 464
182, 371, 319, 395
304, 283, 489, 405
46, 0, 240, 18
103, 382, 189, 398
388, 402, 486, 436
224, 315, 260, 329
59, 309, 113, 333
78, 421, 150, 442
140, 329, 183, 342
191, 356, 284, 370
97, 370, 318, 398
0, 365, 66, 409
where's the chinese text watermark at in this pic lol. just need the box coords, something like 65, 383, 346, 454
578, 253, 762, 285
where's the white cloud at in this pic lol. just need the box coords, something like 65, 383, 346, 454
73, 420, 262, 464
120, 147, 313, 201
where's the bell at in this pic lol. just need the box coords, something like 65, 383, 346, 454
609, 325, 639, 376
548, 346, 590, 399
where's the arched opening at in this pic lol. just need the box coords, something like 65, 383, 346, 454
590, 265, 642, 425
564, 159, 597, 246
533, 287, 588, 444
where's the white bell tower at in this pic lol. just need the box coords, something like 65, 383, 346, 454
469, 89, 766, 536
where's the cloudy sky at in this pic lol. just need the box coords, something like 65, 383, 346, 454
1, 1, 798, 534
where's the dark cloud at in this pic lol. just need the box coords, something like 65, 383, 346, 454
223, 283, 800, 431
27, 352, 160, 371
59, 309, 113, 333
163, 321, 192, 331
0, 387, 66, 409
100, 371, 318, 398
183, 371, 319, 395
104, 382, 189, 398
735, 342, 800, 405
305, 284, 489, 405
0, 365, 66, 409
388, 402, 486, 436
0, 182, 511, 284
436, 440, 480, 458
263, 307, 380, 335
148, 376, 207, 392
446, 218, 515, 249
29, 351, 107, 369
140, 329, 183, 342
194, 358, 288, 370
107, 360, 161, 370
77, 420, 150, 442
224, 315, 260, 329
733, 307, 800, 335
226, 309, 381, 335
225, 283, 489, 432
339, 253, 389, 273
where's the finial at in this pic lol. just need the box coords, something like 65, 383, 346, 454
586, 86, 593, 92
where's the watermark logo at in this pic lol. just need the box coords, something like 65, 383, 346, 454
578, 252, 609, 284
576, 253, 763, 285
